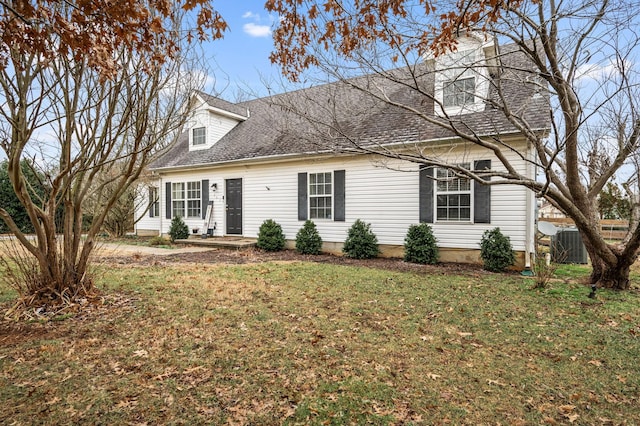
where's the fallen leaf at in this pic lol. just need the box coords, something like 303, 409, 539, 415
426, 372, 441, 380
566, 413, 579, 423
46, 396, 61, 405
133, 349, 148, 358
558, 404, 576, 413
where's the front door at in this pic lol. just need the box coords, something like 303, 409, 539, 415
226, 178, 242, 235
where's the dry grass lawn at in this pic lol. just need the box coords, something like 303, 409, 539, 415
0, 247, 639, 424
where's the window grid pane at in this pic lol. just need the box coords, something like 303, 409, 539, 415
444, 77, 476, 108
172, 201, 185, 218
435, 165, 472, 222
187, 181, 201, 199
187, 200, 201, 218
186, 181, 201, 218
309, 172, 332, 219
172, 183, 184, 200
192, 127, 206, 145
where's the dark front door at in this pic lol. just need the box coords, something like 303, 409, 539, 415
226, 178, 242, 235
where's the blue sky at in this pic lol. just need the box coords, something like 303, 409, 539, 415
201, 1, 281, 101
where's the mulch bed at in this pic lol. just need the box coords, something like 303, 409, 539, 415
98, 246, 492, 277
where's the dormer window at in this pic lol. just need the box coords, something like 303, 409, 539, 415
192, 127, 206, 146
433, 37, 491, 116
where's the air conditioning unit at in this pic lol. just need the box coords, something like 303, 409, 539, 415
551, 229, 588, 264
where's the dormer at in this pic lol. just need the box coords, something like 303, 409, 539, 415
431, 33, 496, 117
186, 92, 249, 151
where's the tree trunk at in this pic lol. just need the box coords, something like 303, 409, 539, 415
584, 240, 634, 290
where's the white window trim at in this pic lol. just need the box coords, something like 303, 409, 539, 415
188, 110, 210, 151
435, 164, 474, 223
308, 171, 334, 221
172, 182, 185, 218
186, 181, 202, 219
172, 181, 202, 219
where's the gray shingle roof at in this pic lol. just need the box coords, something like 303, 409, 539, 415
152, 43, 550, 170
194, 90, 248, 118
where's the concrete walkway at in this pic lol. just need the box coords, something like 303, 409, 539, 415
94, 242, 217, 257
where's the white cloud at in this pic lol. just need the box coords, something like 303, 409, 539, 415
242, 11, 258, 19
575, 63, 615, 82
243, 22, 271, 38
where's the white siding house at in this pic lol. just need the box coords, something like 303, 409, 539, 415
136, 40, 549, 268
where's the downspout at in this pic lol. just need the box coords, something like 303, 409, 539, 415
522, 141, 535, 275
159, 175, 164, 237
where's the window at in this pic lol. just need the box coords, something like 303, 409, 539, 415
172, 181, 202, 218
434, 43, 488, 115
149, 187, 159, 218
419, 160, 491, 224
309, 172, 332, 219
436, 164, 471, 221
192, 127, 206, 146
443, 77, 476, 108
186, 181, 201, 218
172, 183, 185, 218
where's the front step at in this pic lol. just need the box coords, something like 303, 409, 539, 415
175, 236, 257, 249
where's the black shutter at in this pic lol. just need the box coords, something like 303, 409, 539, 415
149, 187, 154, 218
165, 182, 172, 219
474, 160, 491, 223
419, 165, 434, 223
298, 173, 307, 221
334, 170, 345, 222
201, 179, 209, 219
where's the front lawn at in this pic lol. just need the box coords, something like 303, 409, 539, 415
0, 260, 638, 424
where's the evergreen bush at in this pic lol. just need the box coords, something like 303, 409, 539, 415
295, 220, 323, 254
480, 227, 516, 272
342, 219, 380, 259
257, 219, 286, 252
404, 223, 439, 264
168, 216, 189, 242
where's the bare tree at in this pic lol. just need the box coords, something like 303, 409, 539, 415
0, 5, 211, 305
84, 167, 158, 238
266, 0, 640, 289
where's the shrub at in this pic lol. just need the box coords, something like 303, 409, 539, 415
343, 219, 380, 259
148, 236, 171, 246
168, 216, 189, 242
480, 227, 516, 272
295, 220, 323, 255
257, 219, 286, 252
404, 223, 439, 264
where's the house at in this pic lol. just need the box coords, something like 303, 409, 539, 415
136, 36, 550, 268
538, 200, 566, 219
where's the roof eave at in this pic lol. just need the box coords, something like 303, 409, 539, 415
150, 127, 549, 174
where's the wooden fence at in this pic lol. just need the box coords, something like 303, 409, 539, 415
540, 218, 630, 240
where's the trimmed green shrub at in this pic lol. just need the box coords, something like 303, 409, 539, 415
404, 223, 439, 264
257, 219, 286, 252
342, 219, 380, 259
168, 216, 189, 242
480, 227, 516, 272
295, 220, 323, 255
